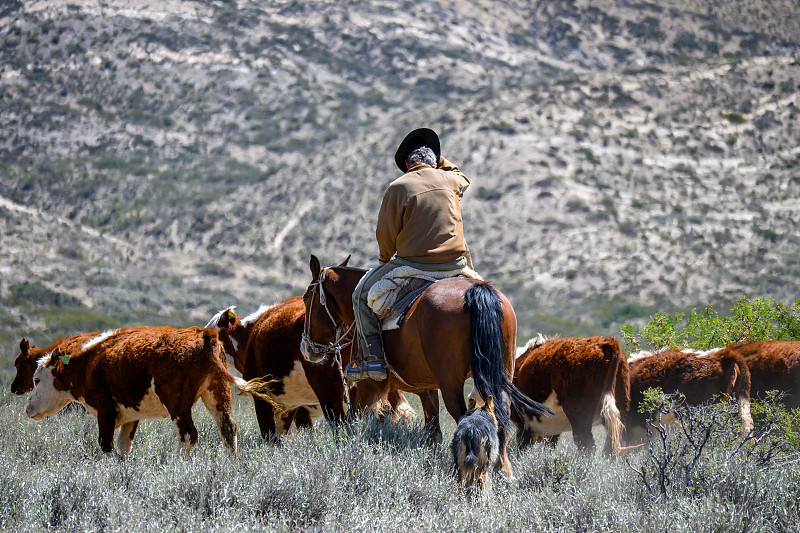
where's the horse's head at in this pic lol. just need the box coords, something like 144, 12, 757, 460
12, 337, 39, 394
300, 254, 359, 363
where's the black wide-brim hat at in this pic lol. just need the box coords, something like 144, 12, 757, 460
394, 128, 441, 172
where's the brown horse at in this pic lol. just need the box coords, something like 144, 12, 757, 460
207, 296, 414, 440
301, 255, 552, 455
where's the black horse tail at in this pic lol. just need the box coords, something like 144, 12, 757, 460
464, 282, 553, 429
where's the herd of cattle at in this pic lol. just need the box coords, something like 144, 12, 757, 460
9, 293, 800, 459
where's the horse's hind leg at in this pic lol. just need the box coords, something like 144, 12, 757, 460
441, 386, 468, 423
418, 389, 442, 445
498, 423, 513, 480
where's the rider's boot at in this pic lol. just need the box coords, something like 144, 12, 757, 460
345, 335, 388, 382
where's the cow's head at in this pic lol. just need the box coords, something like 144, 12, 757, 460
25, 349, 74, 420
12, 338, 40, 395
205, 307, 241, 369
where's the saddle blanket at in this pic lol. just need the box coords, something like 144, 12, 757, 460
367, 265, 483, 331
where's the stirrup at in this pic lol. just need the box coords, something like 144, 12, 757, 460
345, 359, 388, 382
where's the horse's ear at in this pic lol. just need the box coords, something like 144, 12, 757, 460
485, 395, 495, 413
309, 255, 321, 280
19, 338, 29, 353
338, 255, 351, 267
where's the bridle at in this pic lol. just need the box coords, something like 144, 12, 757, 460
301, 266, 356, 412
301, 267, 356, 364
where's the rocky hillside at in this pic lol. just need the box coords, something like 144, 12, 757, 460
1, 0, 799, 362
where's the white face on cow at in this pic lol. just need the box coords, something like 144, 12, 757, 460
25, 362, 72, 420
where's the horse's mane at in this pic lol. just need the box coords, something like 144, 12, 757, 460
327, 265, 367, 275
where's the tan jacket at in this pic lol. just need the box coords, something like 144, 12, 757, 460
376, 157, 470, 264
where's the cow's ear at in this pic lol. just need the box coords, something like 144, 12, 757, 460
309, 255, 321, 280
485, 395, 495, 413
217, 309, 231, 328
19, 338, 29, 353
338, 255, 351, 267
52, 347, 69, 366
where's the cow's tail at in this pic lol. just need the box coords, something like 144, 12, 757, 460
721, 352, 753, 437
464, 282, 553, 430
598, 336, 627, 455
201, 329, 286, 415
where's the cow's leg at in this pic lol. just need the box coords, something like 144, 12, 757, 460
544, 434, 560, 448
386, 390, 416, 423
96, 405, 119, 456
293, 407, 314, 429
171, 411, 199, 454
563, 404, 595, 452
252, 397, 278, 441
417, 389, 442, 445
200, 384, 237, 456
275, 408, 298, 436
116, 421, 140, 455
351, 379, 390, 419
517, 426, 533, 449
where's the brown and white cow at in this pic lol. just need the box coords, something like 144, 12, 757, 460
627, 348, 753, 444
507, 335, 630, 455
12, 333, 97, 394
25, 326, 251, 457
715, 341, 800, 408
207, 298, 414, 439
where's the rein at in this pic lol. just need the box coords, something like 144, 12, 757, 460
302, 266, 355, 412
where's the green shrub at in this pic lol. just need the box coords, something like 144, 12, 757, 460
621, 297, 800, 352
721, 112, 747, 124
629, 389, 795, 500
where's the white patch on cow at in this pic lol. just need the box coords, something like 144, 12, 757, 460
519, 333, 551, 356
82, 329, 119, 351
36, 351, 54, 368
277, 361, 320, 409
523, 391, 575, 437
116, 378, 168, 424
25, 365, 73, 420
628, 349, 658, 362
242, 304, 275, 326
205, 306, 237, 329
695, 347, 722, 358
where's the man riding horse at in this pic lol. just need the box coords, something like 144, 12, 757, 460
348, 128, 474, 382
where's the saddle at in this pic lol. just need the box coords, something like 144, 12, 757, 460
378, 278, 432, 331
367, 264, 483, 331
